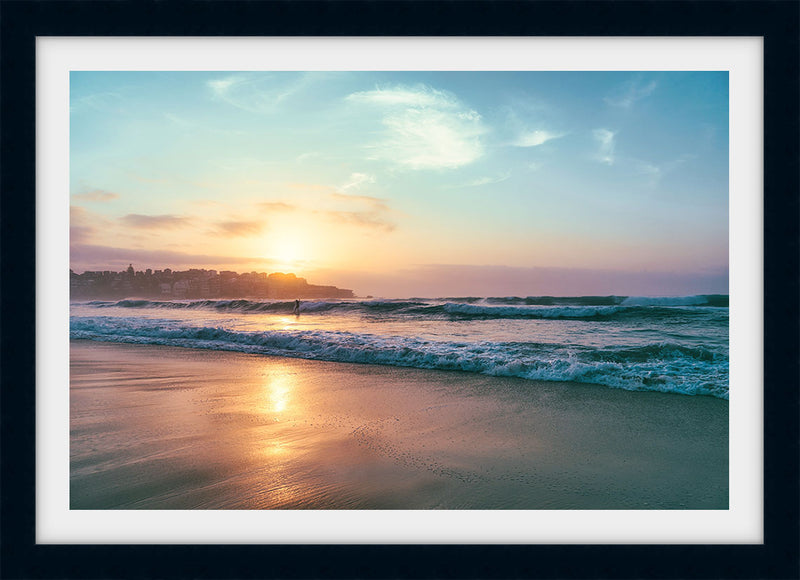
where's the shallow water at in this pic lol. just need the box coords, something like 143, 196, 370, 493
71, 295, 729, 398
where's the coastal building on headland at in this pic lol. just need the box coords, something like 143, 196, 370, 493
70, 266, 354, 300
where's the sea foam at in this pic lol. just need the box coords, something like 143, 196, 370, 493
70, 315, 729, 399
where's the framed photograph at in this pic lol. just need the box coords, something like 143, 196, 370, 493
3, 1, 797, 578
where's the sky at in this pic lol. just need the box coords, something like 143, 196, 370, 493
70, 71, 729, 297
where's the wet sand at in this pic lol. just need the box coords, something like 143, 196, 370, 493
70, 340, 728, 510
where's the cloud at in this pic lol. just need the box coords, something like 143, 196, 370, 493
120, 214, 191, 229
593, 129, 617, 165
635, 161, 662, 186
70, 244, 256, 272
71, 205, 115, 244
164, 113, 196, 128
458, 172, 512, 187
70, 225, 93, 245
632, 154, 695, 187
320, 190, 395, 231
330, 192, 389, 211
347, 84, 487, 170
207, 73, 313, 114
381, 108, 485, 170
337, 172, 375, 193
319, 210, 396, 232
212, 220, 265, 237
348, 85, 460, 109
72, 189, 120, 202
605, 79, 657, 108
513, 130, 564, 148
70, 91, 125, 114
208, 77, 238, 94
502, 105, 565, 149
70, 207, 96, 244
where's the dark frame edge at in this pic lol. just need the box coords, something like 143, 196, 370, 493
1, 1, 797, 579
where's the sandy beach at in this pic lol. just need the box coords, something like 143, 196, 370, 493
70, 340, 728, 510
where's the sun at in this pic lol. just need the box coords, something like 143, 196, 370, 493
269, 236, 307, 271
274, 240, 300, 264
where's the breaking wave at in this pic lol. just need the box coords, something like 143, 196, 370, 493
70, 316, 728, 399
75, 295, 728, 322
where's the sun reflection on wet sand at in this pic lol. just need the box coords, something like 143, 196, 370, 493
264, 372, 293, 415
263, 441, 288, 457
71, 341, 730, 510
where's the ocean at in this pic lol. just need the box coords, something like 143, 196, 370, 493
69, 294, 729, 400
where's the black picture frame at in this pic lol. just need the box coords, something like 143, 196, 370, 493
2, 1, 797, 578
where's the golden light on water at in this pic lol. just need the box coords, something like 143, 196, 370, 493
280, 317, 301, 330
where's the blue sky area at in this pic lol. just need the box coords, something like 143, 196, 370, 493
70, 71, 729, 297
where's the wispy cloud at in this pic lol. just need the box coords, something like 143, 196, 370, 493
70, 206, 97, 244
605, 79, 657, 108
208, 77, 238, 94
593, 129, 617, 165
347, 84, 487, 170
121, 210, 267, 239
513, 130, 564, 148
633, 154, 695, 187
164, 113, 196, 128
70, 244, 257, 271
381, 109, 485, 170
348, 85, 460, 109
72, 189, 120, 202
330, 192, 390, 211
337, 172, 376, 193
502, 104, 565, 149
120, 214, 191, 229
70, 225, 93, 245
70, 91, 125, 115
212, 220, 265, 237
319, 210, 396, 232
458, 172, 512, 187
207, 73, 314, 114
322, 188, 396, 231
635, 161, 662, 186
71, 206, 116, 245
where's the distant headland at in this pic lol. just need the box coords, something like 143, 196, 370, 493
70, 265, 354, 300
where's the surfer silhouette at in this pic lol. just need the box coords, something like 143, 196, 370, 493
293, 299, 300, 315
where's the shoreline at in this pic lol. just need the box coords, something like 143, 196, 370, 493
70, 339, 729, 510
